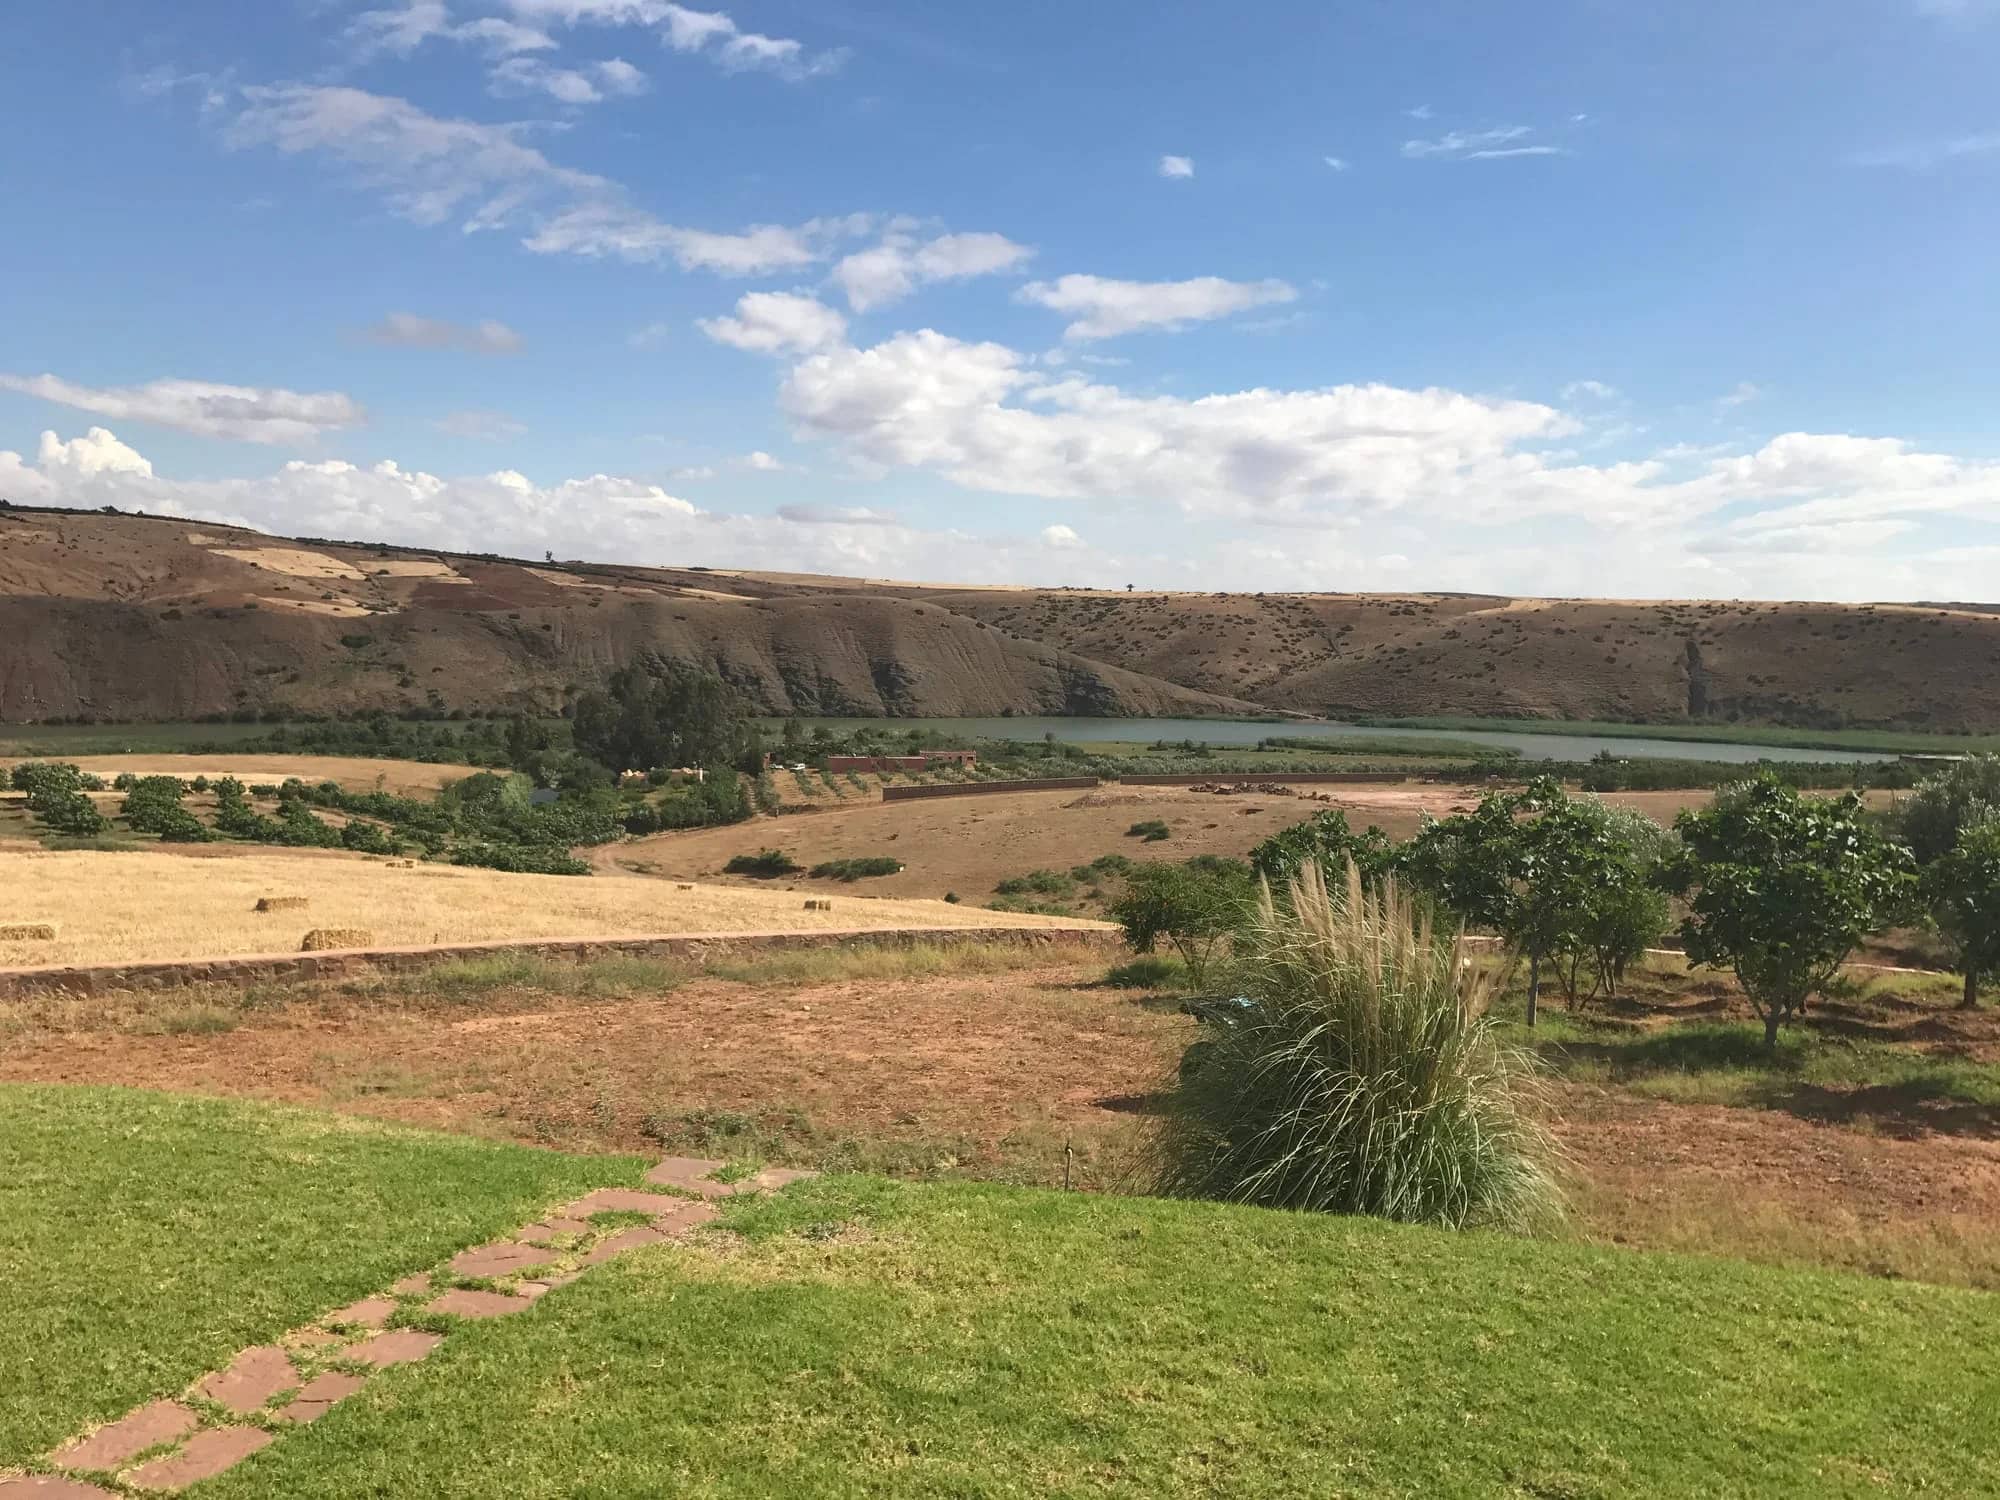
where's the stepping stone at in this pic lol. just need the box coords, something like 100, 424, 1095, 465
579, 1224, 665, 1265
195, 1345, 296, 1415
327, 1295, 396, 1329
279, 1371, 366, 1425
564, 1187, 695, 1217
0, 1478, 120, 1497
126, 1427, 273, 1491
349, 1330, 442, 1369
49, 1400, 198, 1471
449, 1241, 554, 1277
516, 1272, 580, 1299
516, 1217, 589, 1242
641, 1158, 733, 1198
427, 1288, 531, 1319
283, 1328, 344, 1351
388, 1273, 432, 1296
661, 1202, 720, 1235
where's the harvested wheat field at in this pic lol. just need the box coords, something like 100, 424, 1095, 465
0, 848, 1106, 967
0, 754, 473, 795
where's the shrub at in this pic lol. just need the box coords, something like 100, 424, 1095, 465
1252, 809, 1398, 886
34, 790, 110, 836
809, 856, 903, 881
1127, 819, 1172, 842
994, 868, 1073, 897
724, 849, 802, 878
448, 843, 590, 876
1102, 954, 1187, 989
1108, 859, 1255, 988
1149, 862, 1562, 1233
340, 819, 401, 855
1918, 818, 2000, 1008
121, 775, 192, 835
10, 762, 87, 799
153, 807, 213, 843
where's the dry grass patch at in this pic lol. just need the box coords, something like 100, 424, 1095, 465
0, 848, 1109, 967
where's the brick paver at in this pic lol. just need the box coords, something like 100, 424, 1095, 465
31, 1159, 818, 1486
49, 1401, 198, 1471
125, 1427, 273, 1491
0, 1477, 120, 1497
427, 1288, 531, 1319
195, 1345, 297, 1415
279, 1372, 366, 1425
349, 1329, 443, 1368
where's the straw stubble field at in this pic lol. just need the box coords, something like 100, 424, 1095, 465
0, 848, 1107, 968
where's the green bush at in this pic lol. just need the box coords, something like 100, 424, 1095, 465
809, 856, 903, 881
447, 843, 590, 876
340, 820, 401, 855
1127, 819, 1172, 842
724, 849, 802, 878
120, 776, 192, 835
1150, 863, 1562, 1233
34, 790, 109, 836
1108, 859, 1255, 988
994, 869, 1073, 897
153, 807, 213, 844
1101, 954, 1188, 989
11, 762, 87, 799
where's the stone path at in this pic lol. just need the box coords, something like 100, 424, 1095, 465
0, 1158, 808, 1496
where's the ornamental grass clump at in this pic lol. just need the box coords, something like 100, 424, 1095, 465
1151, 861, 1563, 1234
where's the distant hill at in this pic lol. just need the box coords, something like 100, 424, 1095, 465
3, 505, 1999, 730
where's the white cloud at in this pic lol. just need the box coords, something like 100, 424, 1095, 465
432, 409, 527, 439
1562, 379, 1619, 401
1323, 155, 1350, 172
501, 0, 848, 80
1158, 155, 1195, 179
489, 55, 649, 103
221, 85, 866, 275
830, 231, 1034, 312
1406, 104, 1434, 120
742, 450, 787, 471
1853, 131, 2000, 169
349, 1, 556, 58
627, 321, 673, 349
778, 503, 898, 525
1041, 524, 1082, 547
361, 312, 523, 354
1403, 126, 1562, 160
1015, 273, 1298, 340
1719, 381, 1764, 408
698, 291, 848, 354
0, 374, 363, 446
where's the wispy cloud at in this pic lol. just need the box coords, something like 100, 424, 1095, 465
1853, 131, 2000, 169
830, 230, 1033, 312
0, 372, 362, 445
1322, 155, 1350, 172
501, 1, 848, 80
433, 409, 526, 439
1719, 381, 1764, 408
1403, 125, 1567, 160
1405, 104, 1433, 120
1157, 154, 1194, 179
360, 312, 523, 354
1017, 274, 1297, 341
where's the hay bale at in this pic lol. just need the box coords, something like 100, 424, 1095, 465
0, 923, 57, 942
802, 899, 833, 912
675, 883, 693, 891
300, 927, 373, 952
254, 896, 309, 913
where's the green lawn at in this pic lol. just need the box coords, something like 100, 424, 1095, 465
212, 1175, 2000, 1499
0, 1085, 645, 1467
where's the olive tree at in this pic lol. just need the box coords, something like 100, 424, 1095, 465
1666, 777, 1914, 1049
1922, 819, 2000, 1009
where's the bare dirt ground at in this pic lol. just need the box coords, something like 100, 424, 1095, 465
605, 780, 1725, 903
0, 848, 1105, 968
6, 950, 2000, 1286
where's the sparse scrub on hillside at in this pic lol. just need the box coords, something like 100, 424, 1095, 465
724, 849, 803, 878
1152, 863, 1562, 1233
994, 868, 1074, 898
1127, 819, 1172, 842
809, 856, 903, 881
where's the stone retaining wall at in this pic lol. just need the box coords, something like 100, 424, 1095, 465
0, 923, 1121, 999
1117, 772, 1410, 786
881, 777, 1099, 801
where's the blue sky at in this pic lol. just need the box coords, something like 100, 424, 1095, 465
3, 0, 1998, 599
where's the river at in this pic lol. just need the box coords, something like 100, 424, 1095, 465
787, 717, 1887, 765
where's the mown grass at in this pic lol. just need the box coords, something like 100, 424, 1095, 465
209, 1175, 2000, 1498
0, 1085, 644, 1467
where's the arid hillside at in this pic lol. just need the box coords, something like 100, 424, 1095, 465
0, 509, 1249, 722
5, 505, 2000, 728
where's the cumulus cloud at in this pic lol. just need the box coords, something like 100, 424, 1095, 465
488, 55, 649, 103
778, 503, 899, 525
742, 450, 787, 471
360, 312, 523, 354
1157, 155, 1194, 179
698, 291, 848, 354
220, 84, 865, 274
831, 231, 1035, 312
1041, 524, 1082, 547
0, 373, 362, 446
1015, 273, 1298, 340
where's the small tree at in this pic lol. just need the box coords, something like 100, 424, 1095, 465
1898, 754, 2000, 864
1666, 777, 1914, 1048
1922, 819, 2000, 1009
1110, 859, 1255, 988
1250, 808, 1400, 888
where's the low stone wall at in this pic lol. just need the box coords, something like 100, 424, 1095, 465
0, 923, 1121, 999
1117, 772, 1409, 787
881, 777, 1099, 801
